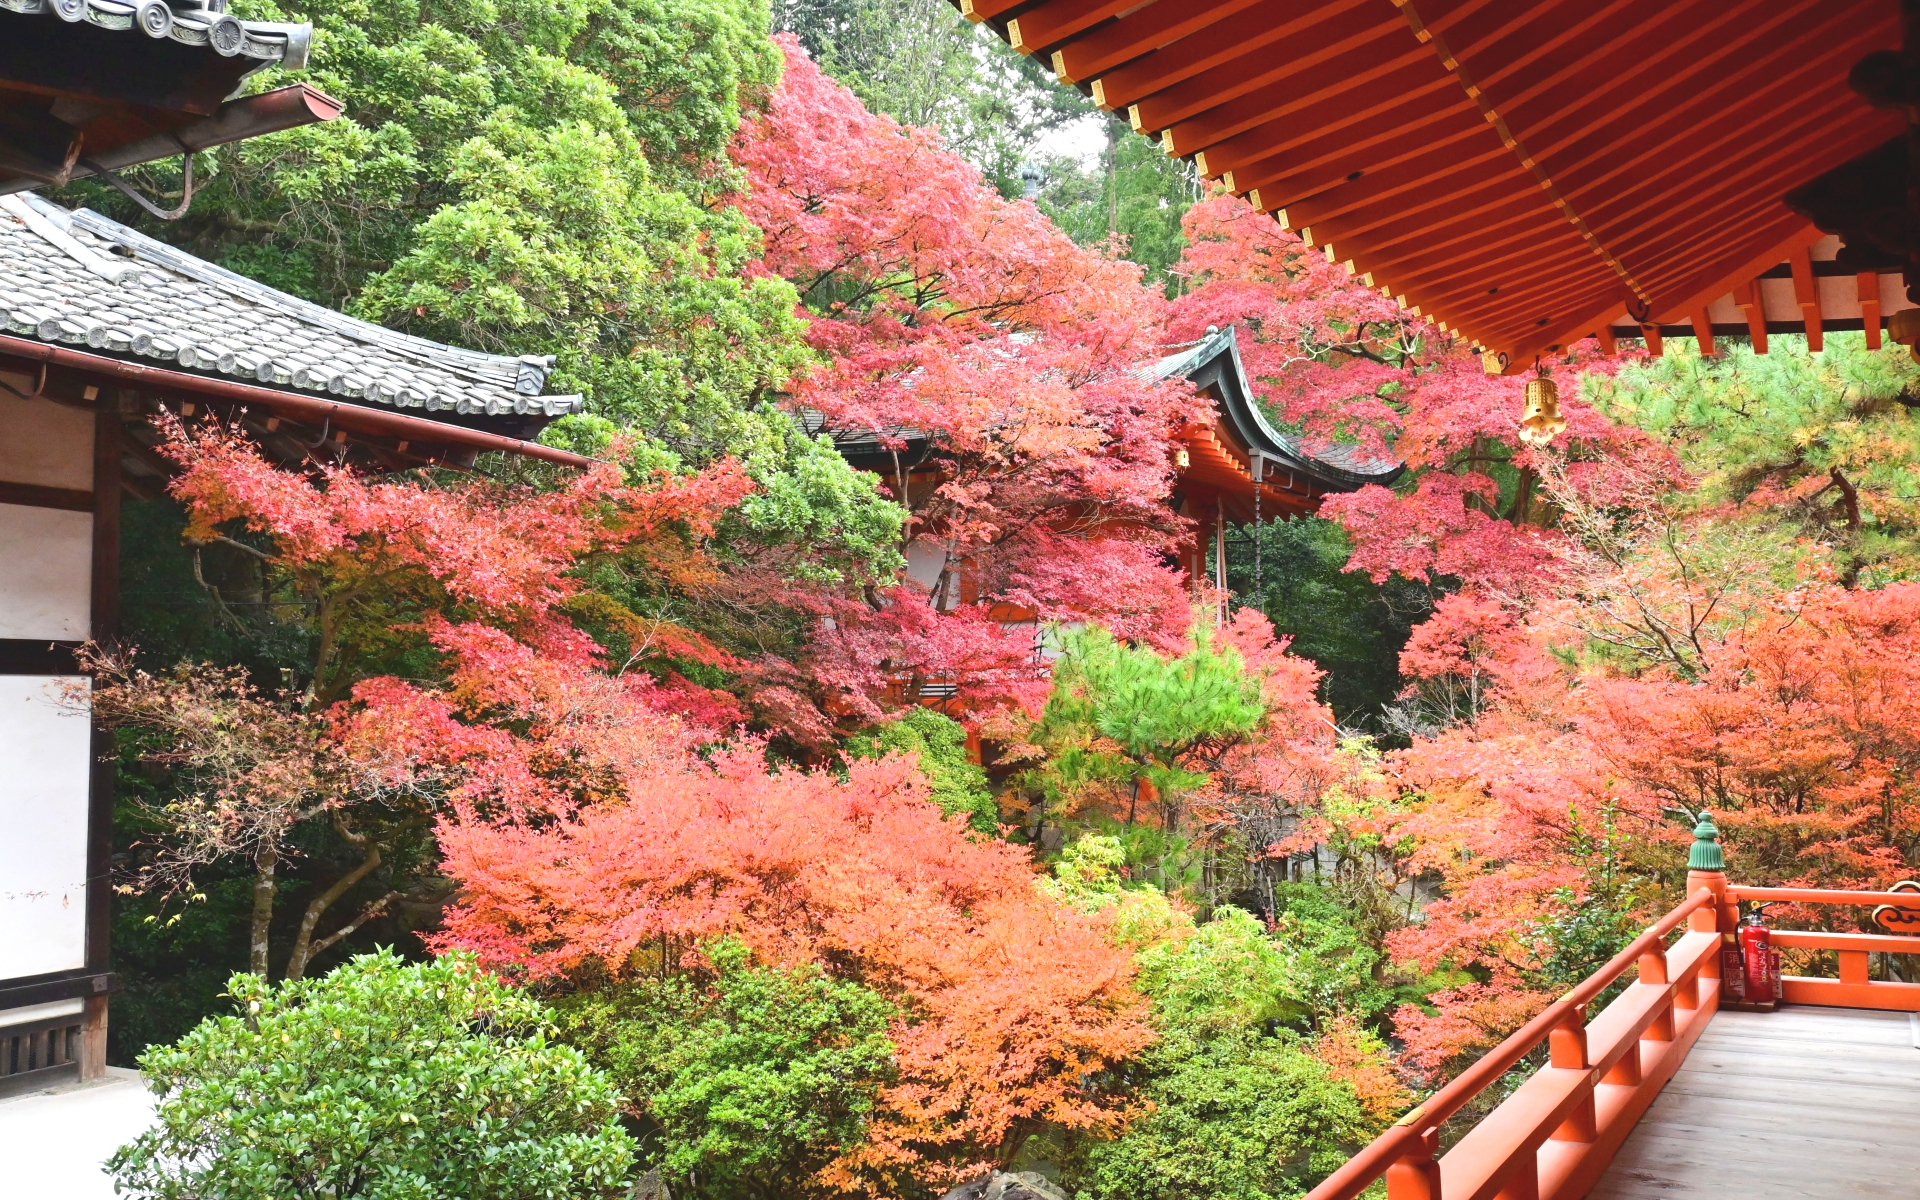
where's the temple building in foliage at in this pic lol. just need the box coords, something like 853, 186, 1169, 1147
968, 2, 1920, 1199
0, 4, 587, 1093
1147, 324, 1399, 597
810, 322, 1402, 608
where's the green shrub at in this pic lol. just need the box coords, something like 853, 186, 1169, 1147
1134, 905, 1309, 1034
109, 951, 635, 1200
1075, 1029, 1375, 1200
555, 940, 898, 1198
845, 707, 997, 831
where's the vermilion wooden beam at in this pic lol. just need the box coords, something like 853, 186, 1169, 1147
1121, 2, 1405, 133
956, 0, 1024, 21
1222, 95, 1472, 198
963, 0, 1901, 365
1549, 74, 1877, 273
1279, 141, 1517, 233
1859, 273, 1882, 349
1181, 56, 1450, 165
1552, 51, 1874, 243
1052, 0, 1268, 86
1005, 0, 1131, 56
1789, 243, 1823, 351
1099, 3, 1399, 124
1630, 213, 1818, 328
1303, 184, 1587, 313
1193, 73, 1464, 178
1738, 279, 1769, 355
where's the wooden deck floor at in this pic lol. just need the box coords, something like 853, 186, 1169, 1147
1589, 1006, 1920, 1199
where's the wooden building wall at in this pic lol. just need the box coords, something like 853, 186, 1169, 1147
0, 375, 117, 1089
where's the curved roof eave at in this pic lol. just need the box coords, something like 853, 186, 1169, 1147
1157, 325, 1403, 492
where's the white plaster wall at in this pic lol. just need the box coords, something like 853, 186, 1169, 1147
0, 391, 92, 490
0, 503, 92, 640
0, 675, 91, 979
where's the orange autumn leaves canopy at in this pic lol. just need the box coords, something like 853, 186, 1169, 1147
434, 747, 1153, 1183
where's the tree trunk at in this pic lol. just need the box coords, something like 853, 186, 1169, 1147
285, 841, 383, 981
1507, 466, 1536, 524
1830, 467, 1864, 587
1830, 467, 1862, 532
1105, 119, 1121, 238
249, 842, 277, 977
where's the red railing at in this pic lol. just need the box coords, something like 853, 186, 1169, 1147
1728, 886, 1920, 1012
1305, 885, 1723, 1200
1305, 871, 1920, 1200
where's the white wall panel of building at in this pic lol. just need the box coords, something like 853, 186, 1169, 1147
0, 389, 93, 490
0, 675, 92, 979
0, 503, 92, 641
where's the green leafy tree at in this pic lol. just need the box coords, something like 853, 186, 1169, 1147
1133, 906, 1309, 1034
845, 707, 996, 831
109, 951, 636, 1200
555, 940, 897, 1199
1073, 1029, 1377, 1200
1042, 854, 1392, 1200
67, 0, 822, 468
1021, 624, 1266, 832
1035, 117, 1200, 292
730, 429, 908, 587
1220, 516, 1432, 733
775, 0, 1090, 195
1589, 333, 1920, 586
1266, 883, 1395, 1025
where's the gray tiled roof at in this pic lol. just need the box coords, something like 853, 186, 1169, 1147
1, 0, 311, 68
0, 193, 584, 418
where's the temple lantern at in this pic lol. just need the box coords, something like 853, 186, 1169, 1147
1517, 372, 1566, 446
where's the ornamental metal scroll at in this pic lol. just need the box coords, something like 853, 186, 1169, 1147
1871, 879, 1920, 934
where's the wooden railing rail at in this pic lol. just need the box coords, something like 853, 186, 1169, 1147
1727, 885, 1920, 1011
1303, 887, 1721, 1200
1305, 822, 1920, 1200
1728, 886, 1920, 907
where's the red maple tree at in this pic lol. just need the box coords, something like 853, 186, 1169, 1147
1165, 192, 1671, 600
430, 740, 1154, 1189
732, 40, 1208, 719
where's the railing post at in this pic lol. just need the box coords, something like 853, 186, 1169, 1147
1496, 1150, 1540, 1200
1386, 1129, 1441, 1200
1685, 812, 1733, 1009
1640, 945, 1675, 1042
1685, 811, 1732, 934
80, 994, 107, 1080
1840, 950, 1870, 986
1549, 1007, 1597, 1143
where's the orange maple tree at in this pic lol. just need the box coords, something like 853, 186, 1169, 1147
429, 739, 1153, 1189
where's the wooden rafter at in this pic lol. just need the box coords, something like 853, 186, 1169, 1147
964, 0, 1904, 369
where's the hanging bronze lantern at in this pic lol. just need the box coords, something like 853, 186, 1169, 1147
1517, 372, 1566, 445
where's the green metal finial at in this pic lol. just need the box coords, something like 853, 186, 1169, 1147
1687, 811, 1724, 871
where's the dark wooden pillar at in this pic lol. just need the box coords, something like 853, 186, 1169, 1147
81, 395, 122, 1079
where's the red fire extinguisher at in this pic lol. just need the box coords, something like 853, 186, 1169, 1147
1739, 905, 1782, 1010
